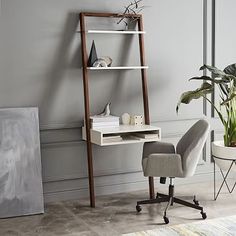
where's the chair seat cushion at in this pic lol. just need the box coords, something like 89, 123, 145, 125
142, 153, 184, 177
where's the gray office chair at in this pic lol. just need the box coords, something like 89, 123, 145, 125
136, 119, 210, 224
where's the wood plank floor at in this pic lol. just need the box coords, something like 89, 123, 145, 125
0, 181, 236, 236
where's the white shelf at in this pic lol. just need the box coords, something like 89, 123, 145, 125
82, 125, 161, 146
100, 137, 159, 146
87, 66, 148, 70
78, 30, 146, 34
90, 125, 159, 134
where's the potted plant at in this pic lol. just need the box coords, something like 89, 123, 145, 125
117, 0, 145, 30
176, 63, 236, 172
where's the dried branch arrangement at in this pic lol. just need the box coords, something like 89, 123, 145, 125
117, 0, 145, 27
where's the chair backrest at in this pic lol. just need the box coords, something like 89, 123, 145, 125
176, 119, 210, 177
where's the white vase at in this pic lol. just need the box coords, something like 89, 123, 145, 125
212, 141, 236, 172
121, 113, 131, 125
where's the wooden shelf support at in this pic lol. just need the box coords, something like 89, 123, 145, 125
79, 12, 155, 207
80, 13, 95, 208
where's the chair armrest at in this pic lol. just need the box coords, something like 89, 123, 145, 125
143, 141, 175, 159
142, 153, 183, 178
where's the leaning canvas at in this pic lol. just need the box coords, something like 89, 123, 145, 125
0, 107, 44, 218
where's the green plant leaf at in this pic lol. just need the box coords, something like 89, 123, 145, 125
176, 63, 236, 146
219, 83, 229, 97
224, 63, 236, 86
200, 64, 236, 82
176, 82, 213, 113
200, 65, 228, 78
224, 63, 236, 76
189, 75, 229, 84
220, 93, 236, 105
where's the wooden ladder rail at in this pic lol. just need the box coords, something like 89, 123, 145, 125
79, 12, 155, 208
137, 15, 155, 200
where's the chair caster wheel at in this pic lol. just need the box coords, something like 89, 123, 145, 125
193, 199, 199, 206
136, 205, 142, 213
163, 216, 169, 224
201, 211, 207, 219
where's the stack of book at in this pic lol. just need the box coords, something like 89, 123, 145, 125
103, 135, 123, 143
89, 115, 120, 129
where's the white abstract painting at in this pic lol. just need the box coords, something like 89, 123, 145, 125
0, 107, 44, 218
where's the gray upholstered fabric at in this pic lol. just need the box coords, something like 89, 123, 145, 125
142, 154, 183, 177
176, 119, 210, 177
143, 141, 175, 158
142, 119, 210, 178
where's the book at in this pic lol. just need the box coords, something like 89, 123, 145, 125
103, 136, 123, 143
91, 121, 119, 128
90, 115, 120, 123
84, 115, 120, 128
91, 121, 119, 126
103, 135, 121, 140
133, 133, 159, 139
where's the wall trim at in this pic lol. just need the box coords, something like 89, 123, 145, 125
43, 163, 222, 203
39, 117, 207, 131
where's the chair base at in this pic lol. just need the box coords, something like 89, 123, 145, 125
136, 184, 207, 224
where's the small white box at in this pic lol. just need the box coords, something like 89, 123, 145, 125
130, 115, 143, 125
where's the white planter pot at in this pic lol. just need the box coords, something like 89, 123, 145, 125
212, 141, 236, 172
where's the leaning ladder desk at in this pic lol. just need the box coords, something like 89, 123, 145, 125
79, 12, 160, 207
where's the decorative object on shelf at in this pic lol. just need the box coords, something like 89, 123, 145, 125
117, 0, 145, 29
176, 63, 236, 147
87, 40, 98, 67
121, 113, 131, 125
97, 102, 111, 116
93, 56, 112, 67
0, 107, 44, 218
87, 40, 112, 68
130, 115, 143, 125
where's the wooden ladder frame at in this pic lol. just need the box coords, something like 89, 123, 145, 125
79, 12, 154, 207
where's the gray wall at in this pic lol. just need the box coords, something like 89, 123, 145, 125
0, 0, 233, 202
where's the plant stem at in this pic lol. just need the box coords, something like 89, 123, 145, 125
205, 96, 226, 125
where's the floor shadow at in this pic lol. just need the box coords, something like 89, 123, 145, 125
147, 222, 167, 226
